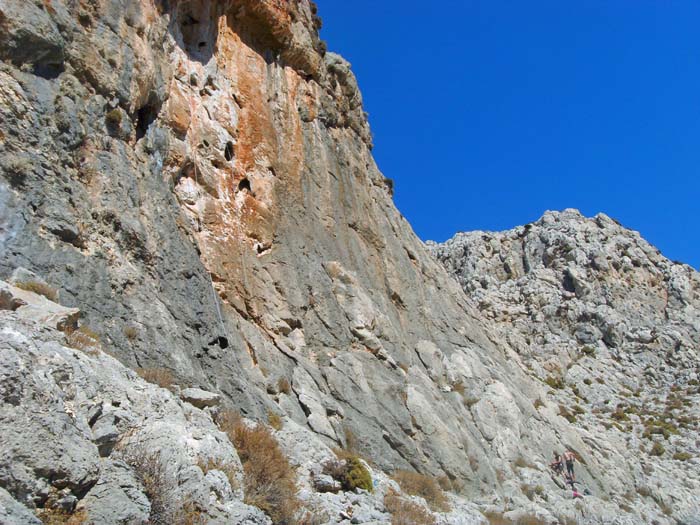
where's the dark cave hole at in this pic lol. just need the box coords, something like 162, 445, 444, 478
562, 272, 576, 294
32, 62, 64, 80
209, 336, 229, 349
238, 178, 251, 192
224, 141, 234, 161
135, 103, 159, 141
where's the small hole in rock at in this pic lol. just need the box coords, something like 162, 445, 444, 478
209, 336, 229, 349
198, 41, 207, 48
238, 178, 251, 192
224, 142, 234, 161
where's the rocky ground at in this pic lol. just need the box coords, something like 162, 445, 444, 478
0, 0, 698, 523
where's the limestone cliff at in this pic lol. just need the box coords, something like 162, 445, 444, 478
0, 1, 698, 524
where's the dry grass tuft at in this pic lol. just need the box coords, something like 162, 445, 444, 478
136, 368, 175, 390
196, 457, 240, 491
513, 455, 536, 470
437, 475, 463, 493
483, 511, 510, 525
392, 470, 450, 512
123, 325, 139, 340
65, 325, 101, 354
384, 489, 435, 525
15, 280, 59, 302
121, 448, 205, 525
277, 377, 291, 394
267, 409, 283, 431
343, 426, 359, 453
36, 508, 88, 525
483, 511, 543, 525
217, 410, 301, 524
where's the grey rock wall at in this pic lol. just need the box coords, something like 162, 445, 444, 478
0, 0, 698, 523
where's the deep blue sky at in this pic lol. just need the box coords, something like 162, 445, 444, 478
318, 1, 700, 269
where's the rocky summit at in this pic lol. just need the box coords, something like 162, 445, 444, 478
0, 1, 698, 524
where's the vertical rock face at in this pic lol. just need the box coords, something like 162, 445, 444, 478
0, 2, 699, 524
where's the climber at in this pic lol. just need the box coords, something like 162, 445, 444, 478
549, 453, 564, 477
563, 449, 576, 482
564, 472, 576, 490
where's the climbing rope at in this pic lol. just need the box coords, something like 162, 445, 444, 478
192, 151, 232, 350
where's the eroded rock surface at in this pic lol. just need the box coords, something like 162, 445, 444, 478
0, 0, 698, 523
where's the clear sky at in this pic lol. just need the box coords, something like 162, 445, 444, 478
317, 1, 700, 269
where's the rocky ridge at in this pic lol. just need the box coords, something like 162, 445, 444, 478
0, 0, 698, 523
430, 208, 700, 522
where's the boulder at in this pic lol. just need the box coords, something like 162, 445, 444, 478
0, 279, 78, 331
0, 487, 41, 525
179, 387, 222, 409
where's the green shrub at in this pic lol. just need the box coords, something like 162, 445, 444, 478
672, 451, 692, 461
581, 346, 596, 356
105, 108, 122, 127
344, 457, 373, 493
649, 442, 665, 457
324, 453, 373, 493
545, 376, 564, 389
643, 419, 678, 440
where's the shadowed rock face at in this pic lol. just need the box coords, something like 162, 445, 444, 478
0, 1, 698, 523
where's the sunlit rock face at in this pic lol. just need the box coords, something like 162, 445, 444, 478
1, 1, 698, 523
